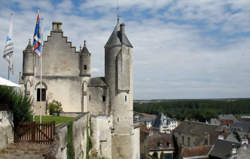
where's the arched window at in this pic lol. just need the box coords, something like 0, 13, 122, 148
35, 82, 47, 102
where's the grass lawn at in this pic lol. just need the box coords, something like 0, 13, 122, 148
35, 115, 74, 125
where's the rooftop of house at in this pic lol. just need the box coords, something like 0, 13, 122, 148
181, 146, 212, 158
209, 139, 241, 159
218, 114, 238, 122
231, 121, 250, 133
134, 112, 157, 122
88, 77, 107, 87
147, 134, 174, 151
174, 121, 219, 137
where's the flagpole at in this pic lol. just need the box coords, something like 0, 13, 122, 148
40, 17, 44, 125
8, 66, 10, 80
33, 39, 36, 121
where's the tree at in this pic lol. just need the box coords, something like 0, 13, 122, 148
48, 100, 63, 116
152, 152, 158, 159
0, 86, 32, 127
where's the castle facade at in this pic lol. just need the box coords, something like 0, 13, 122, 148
20, 21, 140, 159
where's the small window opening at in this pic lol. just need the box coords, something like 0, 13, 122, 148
37, 88, 46, 101
103, 96, 106, 102
125, 96, 127, 102
84, 65, 87, 70
89, 95, 91, 101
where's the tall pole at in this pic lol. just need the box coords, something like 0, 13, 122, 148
39, 51, 42, 125
39, 17, 44, 125
32, 38, 36, 121
7, 66, 10, 80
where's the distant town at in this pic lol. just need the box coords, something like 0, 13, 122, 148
134, 99, 250, 159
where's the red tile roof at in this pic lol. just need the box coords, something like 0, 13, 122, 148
181, 146, 211, 158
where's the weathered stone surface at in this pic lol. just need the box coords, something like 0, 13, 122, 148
45, 123, 68, 159
73, 113, 88, 159
91, 115, 112, 158
20, 20, 140, 159
0, 111, 13, 151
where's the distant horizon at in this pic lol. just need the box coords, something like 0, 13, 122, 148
134, 97, 250, 101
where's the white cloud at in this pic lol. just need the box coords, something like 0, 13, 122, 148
0, 0, 250, 99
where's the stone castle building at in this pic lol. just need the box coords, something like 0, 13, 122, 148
19, 21, 140, 159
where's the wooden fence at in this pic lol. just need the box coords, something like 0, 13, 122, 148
14, 121, 55, 144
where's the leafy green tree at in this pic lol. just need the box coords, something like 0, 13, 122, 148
0, 86, 32, 127
152, 152, 158, 159
48, 100, 63, 116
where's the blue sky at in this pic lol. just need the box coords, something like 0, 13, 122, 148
1, 0, 250, 99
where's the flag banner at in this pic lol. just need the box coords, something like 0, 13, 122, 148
33, 11, 42, 56
3, 14, 14, 74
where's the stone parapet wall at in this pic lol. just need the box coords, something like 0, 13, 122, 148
44, 113, 88, 159
45, 123, 68, 159
0, 111, 14, 150
73, 113, 88, 159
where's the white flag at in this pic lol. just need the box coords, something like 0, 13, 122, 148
3, 13, 14, 74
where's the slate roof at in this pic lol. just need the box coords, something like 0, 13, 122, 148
231, 121, 250, 133
80, 46, 90, 55
88, 77, 107, 87
105, 22, 133, 48
24, 39, 32, 51
209, 139, 241, 159
174, 121, 218, 137
218, 114, 238, 122
135, 112, 157, 122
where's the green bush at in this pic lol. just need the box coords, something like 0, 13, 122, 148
0, 86, 33, 127
48, 100, 63, 116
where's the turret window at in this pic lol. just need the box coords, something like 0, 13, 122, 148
102, 96, 106, 102
84, 65, 87, 70
125, 96, 127, 102
37, 88, 46, 101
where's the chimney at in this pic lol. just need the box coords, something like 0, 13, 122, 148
52, 22, 62, 32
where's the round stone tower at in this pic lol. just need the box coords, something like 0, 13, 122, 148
79, 40, 91, 113
105, 21, 134, 159
23, 39, 34, 76
79, 40, 91, 77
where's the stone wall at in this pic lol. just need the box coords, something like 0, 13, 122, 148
132, 126, 140, 159
0, 111, 13, 150
91, 115, 112, 159
45, 123, 68, 159
45, 113, 88, 159
73, 113, 88, 159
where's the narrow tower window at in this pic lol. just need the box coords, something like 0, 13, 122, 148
37, 88, 46, 101
102, 96, 106, 102
125, 96, 127, 102
84, 65, 87, 70
89, 95, 91, 101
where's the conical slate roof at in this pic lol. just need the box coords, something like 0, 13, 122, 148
81, 40, 91, 55
25, 39, 33, 50
105, 22, 133, 48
